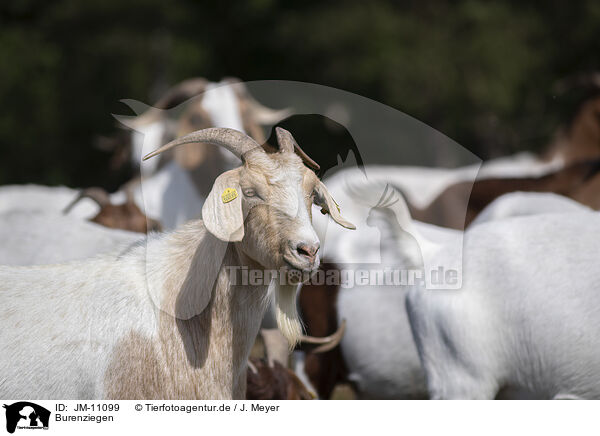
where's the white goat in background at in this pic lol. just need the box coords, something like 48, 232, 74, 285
0, 79, 289, 230
312, 166, 599, 399
117, 78, 290, 229
0, 127, 354, 399
0, 210, 143, 266
312, 177, 460, 399
470, 191, 592, 225
406, 210, 600, 399
337, 156, 562, 215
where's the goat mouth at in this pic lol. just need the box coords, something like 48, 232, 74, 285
282, 255, 318, 275
281, 260, 317, 285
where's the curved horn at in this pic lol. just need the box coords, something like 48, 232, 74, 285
143, 127, 264, 161
224, 77, 293, 125
247, 359, 259, 375
275, 128, 320, 171
63, 188, 110, 214
275, 127, 295, 153
261, 137, 321, 171
274, 127, 320, 170
293, 144, 320, 171
152, 78, 208, 111
300, 319, 346, 354
247, 99, 293, 125
126, 78, 208, 128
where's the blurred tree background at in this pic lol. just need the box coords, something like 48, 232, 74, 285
0, 0, 599, 188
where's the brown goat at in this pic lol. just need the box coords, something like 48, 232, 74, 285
403, 158, 600, 229
64, 187, 162, 234
246, 358, 314, 400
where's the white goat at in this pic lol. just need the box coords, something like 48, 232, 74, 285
0, 159, 205, 229
0, 80, 289, 230
0, 184, 100, 219
313, 168, 597, 399
0, 128, 354, 399
311, 173, 460, 399
470, 191, 592, 225
0, 210, 142, 266
406, 211, 600, 399
361, 153, 562, 210
121, 79, 290, 229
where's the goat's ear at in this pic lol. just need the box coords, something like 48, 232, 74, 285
202, 169, 245, 241
314, 180, 356, 229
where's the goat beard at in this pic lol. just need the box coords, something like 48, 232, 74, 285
274, 283, 302, 348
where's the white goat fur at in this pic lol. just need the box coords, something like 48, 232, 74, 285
354, 153, 562, 209
312, 170, 460, 399
314, 168, 598, 399
0, 184, 101, 219
0, 210, 142, 266
0, 221, 266, 398
470, 191, 591, 226
407, 211, 600, 399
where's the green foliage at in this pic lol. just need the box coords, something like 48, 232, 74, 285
0, 0, 599, 186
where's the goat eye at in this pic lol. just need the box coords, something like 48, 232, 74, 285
243, 188, 257, 197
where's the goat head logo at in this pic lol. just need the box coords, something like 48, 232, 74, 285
2, 402, 50, 434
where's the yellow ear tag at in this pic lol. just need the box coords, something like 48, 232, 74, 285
221, 188, 238, 203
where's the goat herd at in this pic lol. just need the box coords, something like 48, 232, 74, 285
1, 76, 600, 400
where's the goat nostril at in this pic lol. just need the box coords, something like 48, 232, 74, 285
297, 242, 319, 259
297, 245, 310, 257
